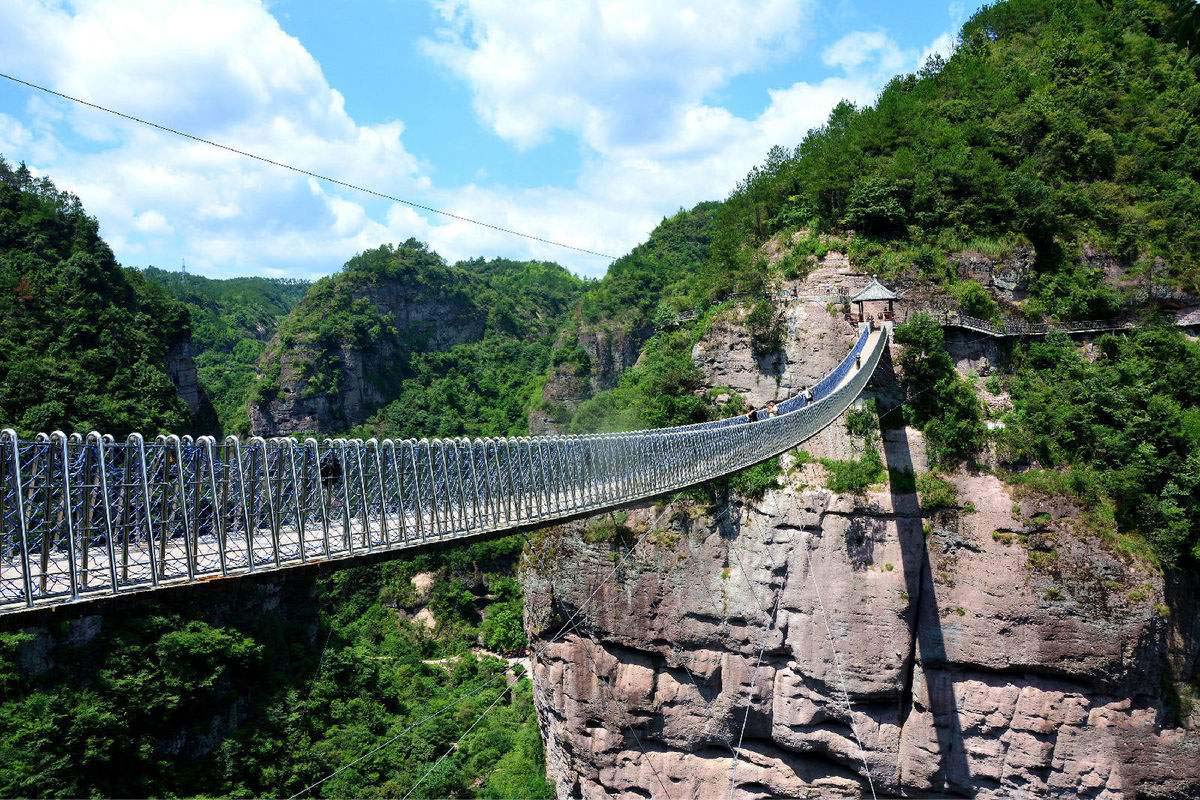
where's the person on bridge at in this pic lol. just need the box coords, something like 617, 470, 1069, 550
745, 405, 757, 423
766, 401, 778, 417
802, 386, 812, 404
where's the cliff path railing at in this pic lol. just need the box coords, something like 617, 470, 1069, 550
0, 326, 888, 615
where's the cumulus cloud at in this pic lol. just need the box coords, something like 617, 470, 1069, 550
0, 0, 939, 279
0, 0, 432, 277
422, 0, 814, 151
823, 30, 901, 71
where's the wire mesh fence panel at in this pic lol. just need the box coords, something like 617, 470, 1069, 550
144, 438, 187, 582
217, 441, 253, 573
297, 440, 330, 560
270, 441, 302, 563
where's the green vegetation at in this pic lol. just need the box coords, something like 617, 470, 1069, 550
894, 313, 987, 466
1000, 328, 1200, 566
917, 472, 959, 510
143, 267, 309, 434
569, 328, 712, 432
580, 203, 719, 329
0, 537, 553, 799
256, 242, 587, 438
821, 450, 885, 494
708, 0, 1200, 314
820, 400, 886, 494
728, 456, 782, 499
0, 158, 199, 436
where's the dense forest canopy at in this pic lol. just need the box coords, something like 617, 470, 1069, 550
142, 266, 309, 434
714, 0, 1200, 318
0, 157, 196, 436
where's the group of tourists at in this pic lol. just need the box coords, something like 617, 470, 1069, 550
744, 385, 813, 424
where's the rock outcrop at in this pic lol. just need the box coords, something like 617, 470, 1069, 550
524, 278, 1200, 798
525, 455, 1200, 799
166, 337, 218, 434
531, 321, 652, 434
250, 279, 483, 436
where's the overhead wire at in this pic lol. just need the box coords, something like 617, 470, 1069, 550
0, 71, 618, 261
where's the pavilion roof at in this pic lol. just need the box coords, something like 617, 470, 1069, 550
850, 278, 898, 302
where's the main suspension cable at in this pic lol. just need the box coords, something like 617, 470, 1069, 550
0, 71, 618, 261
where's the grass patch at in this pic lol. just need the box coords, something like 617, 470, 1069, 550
821, 449, 885, 495
916, 472, 957, 510
1027, 549, 1058, 571
583, 511, 631, 544
729, 456, 782, 499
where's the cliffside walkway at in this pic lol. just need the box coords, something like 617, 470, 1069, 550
0, 326, 889, 616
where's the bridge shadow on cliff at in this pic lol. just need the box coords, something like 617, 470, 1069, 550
876, 346, 974, 797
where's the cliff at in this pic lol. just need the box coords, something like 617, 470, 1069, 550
165, 337, 219, 434
523, 279, 1200, 799
250, 244, 584, 437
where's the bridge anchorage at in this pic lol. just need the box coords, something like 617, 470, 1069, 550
0, 325, 889, 616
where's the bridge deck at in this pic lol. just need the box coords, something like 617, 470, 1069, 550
1, 326, 889, 616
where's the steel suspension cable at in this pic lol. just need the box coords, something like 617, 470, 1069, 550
0, 71, 617, 261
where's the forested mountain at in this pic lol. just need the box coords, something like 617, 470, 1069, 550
0, 158, 204, 436
717, 0, 1200, 318
251, 241, 587, 437
142, 267, 309, 434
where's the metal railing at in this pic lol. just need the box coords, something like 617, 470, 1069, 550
0, 328, 888, 614
938, 311, 1139, 337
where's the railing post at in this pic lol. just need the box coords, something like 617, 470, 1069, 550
351, 441, 371, 550
228, 436, 254, 572
370, 439, 390, 546
5, 430, 33, 607
250, 438, 280, 568
386, 440, 407, 545
129, 434, 158, 587
466, 439, 484, 531
170, 438, 195, 582
50, 432, 80, 600
307, 438, 331, 558
285, 438, 306, 562
407, 441, 427, 542
200, 437, 228, 576
335, 439, 352, 554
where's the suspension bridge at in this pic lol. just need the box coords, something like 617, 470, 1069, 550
0, 324, 888, 616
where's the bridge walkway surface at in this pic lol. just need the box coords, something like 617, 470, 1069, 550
0, 325, 889, 617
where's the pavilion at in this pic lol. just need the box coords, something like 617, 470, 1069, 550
850, 278, 898, 321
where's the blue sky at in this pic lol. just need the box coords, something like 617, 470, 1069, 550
0, 0, 981, 279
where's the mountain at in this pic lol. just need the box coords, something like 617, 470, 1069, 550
0, 157, 212, 436
141, 266, 309, 434
249, 240, 587, 437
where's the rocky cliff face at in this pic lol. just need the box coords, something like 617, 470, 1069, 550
526, 472, 1200, 798
531, 321, 652, 435
250, 281, 483, 436
523, 273, 1200, 799
165, 338, 218, 433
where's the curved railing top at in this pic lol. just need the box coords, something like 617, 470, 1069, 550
0, 325, 888, 614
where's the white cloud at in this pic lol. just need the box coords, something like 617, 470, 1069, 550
0, 0, 930, 280
918, 31, 959, 68
422, 0, 815, 152
0, 0, 433, 277
132, 209, 172, 235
